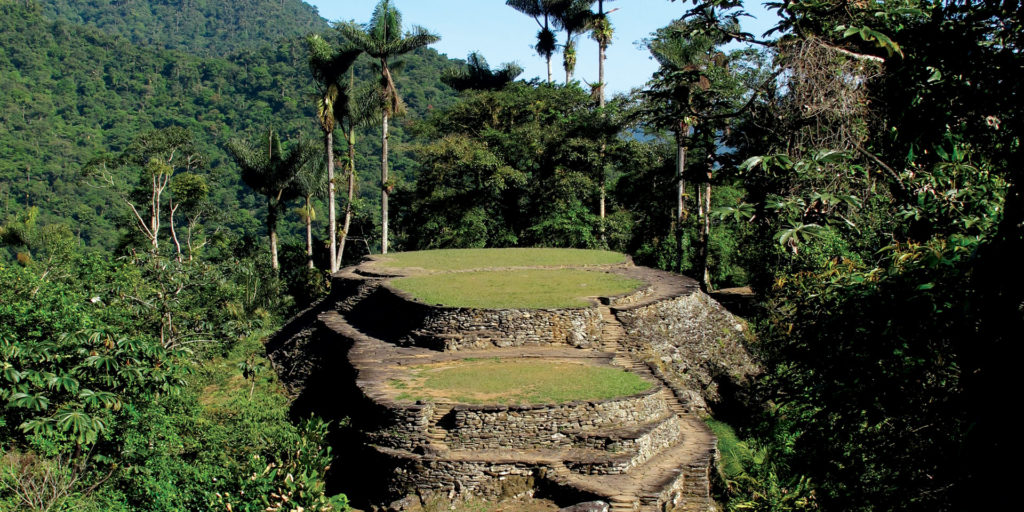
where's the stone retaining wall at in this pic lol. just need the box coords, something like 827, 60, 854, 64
570, 415, 681, 475
606, 283, 655, 307
363, 401, 432, 452
445, 389, 666, 450
615, 292, 760, 412
378, 446, 540, 499
355, 283, 605, 350
415, 302, 604, 350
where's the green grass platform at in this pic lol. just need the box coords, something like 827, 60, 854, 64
374, 247, 627, 271
390, 358, 652, 404
391, 268, 643, 309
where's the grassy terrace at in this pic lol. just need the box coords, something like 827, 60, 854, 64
390, 358, 652, 404
391, 269, 643, 309
374, 248, 627, 271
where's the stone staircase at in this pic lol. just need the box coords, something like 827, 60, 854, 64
426, 403, 453, 453
592, 305, 717, 512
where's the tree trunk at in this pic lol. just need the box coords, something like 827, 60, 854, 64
268, 198, 279, 270
676, 124, 689, 224
338, 128, 356, 270
697, 149, 712, 291
327, 131, 338, 273
169, 202, 183, 263
150, 174, 160, 254
305, 196, 314, 269
381, 111, 390, 254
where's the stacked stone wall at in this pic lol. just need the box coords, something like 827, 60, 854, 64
363, 401, 433, 451
353, 284, 605, 350
570, 415, 681, 475
444, 389, 666, 450
615, 293, 759, 412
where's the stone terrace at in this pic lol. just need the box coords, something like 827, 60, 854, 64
267, 252, 733, 511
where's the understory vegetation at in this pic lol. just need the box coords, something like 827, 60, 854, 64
2, 0, 1019, 510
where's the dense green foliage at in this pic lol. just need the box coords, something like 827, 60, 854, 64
0, 0, 456, 259
0, 252, 345, 510
38, 0, 329, 56
664, 1, 1021, 511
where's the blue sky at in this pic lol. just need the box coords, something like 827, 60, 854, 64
305, 1, 779, 95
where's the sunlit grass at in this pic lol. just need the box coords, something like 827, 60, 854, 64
389, 359, 652, 405
391, 269, 643, 308
375, 248, 626, 271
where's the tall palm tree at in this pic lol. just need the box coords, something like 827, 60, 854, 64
507, 0, 562, 84
307, 34, 360, 272
553, 0, 593, 84
589, 0, 616, 240
590, 0, 617, 106
228, 130, 315, 270
337, 68, 378, 268
338, 0, 439, 254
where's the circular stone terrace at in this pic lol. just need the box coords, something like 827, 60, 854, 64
321, 248, 716, 511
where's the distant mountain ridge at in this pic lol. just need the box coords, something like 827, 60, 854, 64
37, 0, 330, 56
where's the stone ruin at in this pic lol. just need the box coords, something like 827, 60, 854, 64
266, 253, 759, 511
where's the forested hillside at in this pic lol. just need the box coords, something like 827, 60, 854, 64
37, 0, 329, 56
0, 0, 456, 254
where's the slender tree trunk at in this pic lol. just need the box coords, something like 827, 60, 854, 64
676, 124, 689, 224
150, 174, 160, 255
169, 202, 183, 262
327, 131, 338, 272
305, 196, 314, 269
597, 12, 608, 241
702, 177, 712, 289
697, 147, 712, 291
381, 111, 390, 254
338, 128, 356, 270
268, 198, 279, 270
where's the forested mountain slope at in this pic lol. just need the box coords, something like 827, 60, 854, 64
0, 0, 457, 253
37, 0, 329, 56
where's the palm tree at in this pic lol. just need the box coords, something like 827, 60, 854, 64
228, 129, 316, 270
553, 0, 593, 84
590, 0, 617, 106
442, 52, 523, 92
307, 34, 361, 272
506, 0, 562, 84
291, 153, 326, 269
337, 68, 378, 268
338, 0, 439, 254
589, 0, 616, 240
